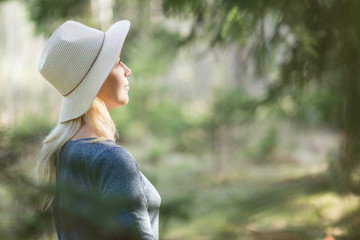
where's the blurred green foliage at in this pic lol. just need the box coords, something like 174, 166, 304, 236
1, 0, 360, 239
246, 126, 278, 164
26, 0, 91, 35
161, 0, 357, 129
292, 81, 343, 129
0, 126, 46, 240
162, 0, 360, 202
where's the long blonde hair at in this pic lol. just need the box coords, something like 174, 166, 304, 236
35, 96, 118, 211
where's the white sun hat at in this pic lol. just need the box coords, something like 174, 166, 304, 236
38, 20, 130, 123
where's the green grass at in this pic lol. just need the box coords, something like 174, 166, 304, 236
131, 143, 358, 240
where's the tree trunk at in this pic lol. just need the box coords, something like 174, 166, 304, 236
338, 47, 360, 193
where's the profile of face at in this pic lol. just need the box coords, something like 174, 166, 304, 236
97, 56, 132, 111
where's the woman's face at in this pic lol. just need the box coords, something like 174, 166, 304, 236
98, 56, 132, 111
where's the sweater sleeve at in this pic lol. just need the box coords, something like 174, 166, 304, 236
93, 146, 154, 240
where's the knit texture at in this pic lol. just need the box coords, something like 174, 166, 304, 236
38, 21, 103, 95
53, 138, 161, 240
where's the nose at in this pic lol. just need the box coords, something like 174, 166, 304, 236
123, 63, 132, 78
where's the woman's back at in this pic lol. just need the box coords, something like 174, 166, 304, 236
53, 138, 161, 240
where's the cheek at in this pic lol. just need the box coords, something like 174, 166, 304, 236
99, 69, 128, 104
108, 74, 126, 99
112, 78, 124, 96
99, 74, 115, 96
106, 73, 120, 90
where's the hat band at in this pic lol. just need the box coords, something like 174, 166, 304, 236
63, 33, 106, 97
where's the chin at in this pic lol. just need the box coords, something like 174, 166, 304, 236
119, 98, 129, 106
108, 99, 129, 111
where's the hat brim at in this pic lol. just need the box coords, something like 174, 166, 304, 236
58, 20, 130, 123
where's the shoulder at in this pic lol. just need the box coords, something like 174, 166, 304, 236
60, 139, 138, 172
60, 139, 112, 163
94, 143, 138, 171
81, 142, 139, 178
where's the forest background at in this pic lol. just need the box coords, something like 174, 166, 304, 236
1, 0, 360, 239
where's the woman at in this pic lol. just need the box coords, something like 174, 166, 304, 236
35, 20, 161, 240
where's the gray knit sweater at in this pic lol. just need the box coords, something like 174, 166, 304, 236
53, 138, 161, 240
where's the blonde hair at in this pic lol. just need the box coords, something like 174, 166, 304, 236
35, 96, 118, 211
35, 97, 118, 239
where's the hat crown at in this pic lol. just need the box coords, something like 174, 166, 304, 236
38, 21, 104, 96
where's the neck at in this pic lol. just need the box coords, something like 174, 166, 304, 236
71, 123, 100, 140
